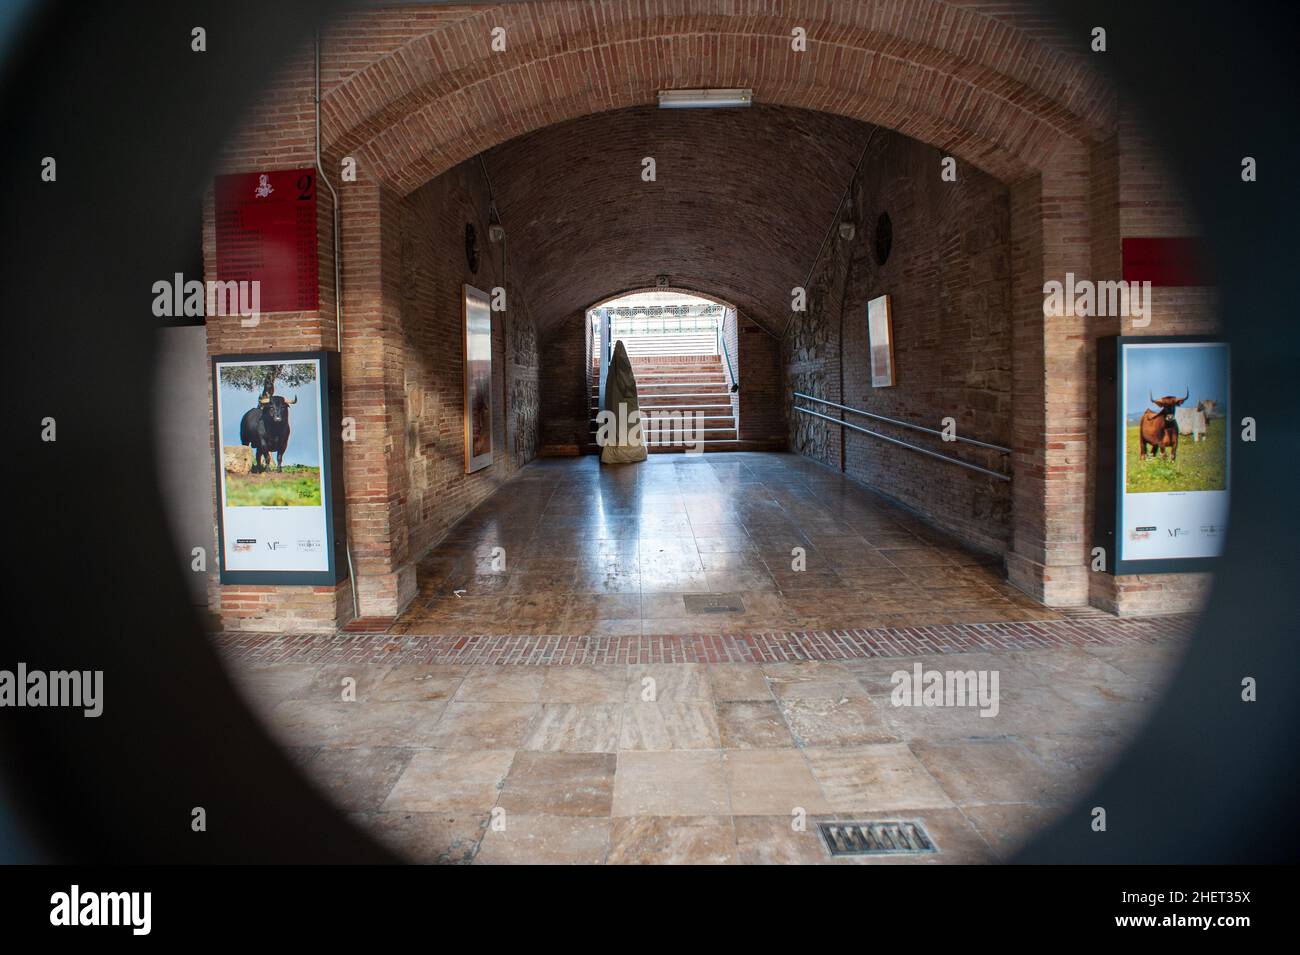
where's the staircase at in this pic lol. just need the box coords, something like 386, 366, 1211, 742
618, 332, 717, 358
589, 354, 744, 453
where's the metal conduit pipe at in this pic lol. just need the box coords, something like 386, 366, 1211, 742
315, 31, 360, 623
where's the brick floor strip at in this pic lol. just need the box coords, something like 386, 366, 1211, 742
214, 615, 1196, 667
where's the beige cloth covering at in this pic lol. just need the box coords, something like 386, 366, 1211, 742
599, 340, 647, 464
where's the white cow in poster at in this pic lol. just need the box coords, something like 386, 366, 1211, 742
1174, 403, 1209, 442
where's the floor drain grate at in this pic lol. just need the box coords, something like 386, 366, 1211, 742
818, 820, 937, 856
683, 593, 745, 614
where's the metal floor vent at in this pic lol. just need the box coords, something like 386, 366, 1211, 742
683, 593, 745, 614
819, 820, 937, 857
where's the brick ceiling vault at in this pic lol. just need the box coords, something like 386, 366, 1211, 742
319, 0, 1116, 193
312, 0, 1117, 336
480, 105, 876, 338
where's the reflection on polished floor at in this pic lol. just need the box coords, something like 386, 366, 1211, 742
392, 453, 1053, 636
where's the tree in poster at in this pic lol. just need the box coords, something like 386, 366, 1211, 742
219, 362, 316, 396
220, 361, 322, 505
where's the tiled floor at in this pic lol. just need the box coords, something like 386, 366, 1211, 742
224, 453, 1192, 863
231, 641, 1184, 864
391, 453, 1057, 637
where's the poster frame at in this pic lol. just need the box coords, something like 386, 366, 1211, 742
1095, 334, 1230, 576
211, 349, 347, 586
463, 284, 494, 473
867, 294, 896, 388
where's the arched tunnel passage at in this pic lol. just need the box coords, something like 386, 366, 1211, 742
166, 0, 1227, 867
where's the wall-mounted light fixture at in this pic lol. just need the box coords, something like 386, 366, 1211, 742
658, 88, 753, 109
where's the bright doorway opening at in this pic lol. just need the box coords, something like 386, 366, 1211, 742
587, 291, 741, 452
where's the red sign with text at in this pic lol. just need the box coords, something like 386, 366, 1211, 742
1121, 237, 1210, 287
215, 169, 318, 313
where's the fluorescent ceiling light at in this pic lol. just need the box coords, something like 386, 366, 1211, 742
658, 88, 753, 109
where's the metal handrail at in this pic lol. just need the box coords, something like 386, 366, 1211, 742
717, 316, 739, 393
792, 392, 1011, 454
793, 406, 1011, 481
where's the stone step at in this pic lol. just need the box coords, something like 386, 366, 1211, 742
588, 425, 739, 440
591, 403, 735, 414
631, 361, 723, 369
591, 384, 730, 396
583, 441, 753, 454
592, 376, 728, 389
591, 400, 736, 413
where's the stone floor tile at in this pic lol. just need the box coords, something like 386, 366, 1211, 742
724, 749, 833, 814
353, 811, 487, 864
370, 665, 467, 702
474, 815, 610, 864
626, 663, 713, 702
779, 696, 897, 747
381, 749, 515, 813
427, 702, 541, 750
305, 746, 412, 811
716, 700, 794, 748
707, 663, 772, 701
619, 702, 721, 751
540, 665, 628, 703
802, 743, 954, 812
497, 751, 617, 816
962, 803, 1062, 861
268, 700, 448, 748
606, 816, 738, 864
909, 738, 1059, 806
522, 703, 622, 752
612, 751, 729, 816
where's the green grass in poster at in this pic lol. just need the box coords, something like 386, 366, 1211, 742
225, 465, 322, 506
1125, 419, 1226, 493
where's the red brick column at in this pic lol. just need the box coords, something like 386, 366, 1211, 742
202, 170, 415, 631
1007, 142, 1093, 606
336, 181, 416, 621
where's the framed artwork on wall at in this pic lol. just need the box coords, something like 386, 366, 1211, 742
1094, 335, 1230, 574
211, 350, 347, 585
867, 294, 895, 387
463, 284, 494, 473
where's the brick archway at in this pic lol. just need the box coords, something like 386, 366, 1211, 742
320, 0, 1115, 193
206, 2, 1212, 631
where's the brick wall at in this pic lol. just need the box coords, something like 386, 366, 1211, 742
397, 160, 541, 560
1087, 111, 1220, 615
786, 135, 1014, 556
538, 314, 589, 453
736, 314, 784, 444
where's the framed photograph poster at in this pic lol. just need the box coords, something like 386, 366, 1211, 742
1095, 336, 1230, 574
867, 294, 895, 387
211, 351, 347, 584
464, 284, 494, 473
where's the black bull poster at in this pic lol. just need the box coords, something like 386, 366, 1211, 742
211, 351, 347, 584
